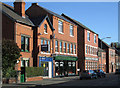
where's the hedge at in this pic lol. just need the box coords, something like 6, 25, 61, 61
25, 67, 44, 77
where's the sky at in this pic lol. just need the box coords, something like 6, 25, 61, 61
3, 2, 118, 45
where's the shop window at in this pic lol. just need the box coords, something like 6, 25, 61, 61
21, 36, 29, 52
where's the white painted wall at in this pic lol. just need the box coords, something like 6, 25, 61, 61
49, 62, 52, 78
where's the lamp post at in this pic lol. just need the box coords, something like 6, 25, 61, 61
101, 37, 111, 70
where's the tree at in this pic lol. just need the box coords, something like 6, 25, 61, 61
2, 39, 21, 78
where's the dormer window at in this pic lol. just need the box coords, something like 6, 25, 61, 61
44, 24, 47, 33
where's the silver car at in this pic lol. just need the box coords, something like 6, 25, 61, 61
80, 70, 97, 80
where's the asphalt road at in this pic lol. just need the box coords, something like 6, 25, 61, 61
2, 73, 120, 88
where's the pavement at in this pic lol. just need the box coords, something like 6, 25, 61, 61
1, 73, 120, 88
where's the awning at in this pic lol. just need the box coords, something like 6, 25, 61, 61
54, 56, 78, 61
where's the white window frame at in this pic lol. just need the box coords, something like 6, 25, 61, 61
87, 31, 90, 41
60, 41, 62, 52
70, 43, 73, 54
55, 40, 58, 52
63, 42, 66, 53
58, 20, 63, 34
70, 25, 74, 36
94, 34, 96, 43
67, 43, 70, 53
48, 40, 50, 53
74, 44, 76, 54
85, 45, 87, 54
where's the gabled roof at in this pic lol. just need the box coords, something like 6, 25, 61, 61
30, 3, 76, 26
39, 15, 55, 31
61, 13, 98, 35
98, 38, 116, 50
1, 2, 34, 26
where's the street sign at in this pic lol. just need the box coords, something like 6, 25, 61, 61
41, 44, 48, 52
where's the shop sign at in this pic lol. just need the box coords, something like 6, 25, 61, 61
41, 44, 48, 52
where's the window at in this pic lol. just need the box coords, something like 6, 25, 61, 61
87, 31, 90, 41
74, 44, 76, 54
60, 41, 62, 52
55, 40, 58, 52
94, 34, 96, 43
88, 46, 89, 54
44, 24, 47, 33
63, 42, 66, 53
71, 43, 73, 54
21, 36, 29, 52
58, 20, 63, 33
21, 36, 25, 51
67, 43, 70, 53
70, 25, 74, 36
48, 40, 50, 53
86, 61, 87, 70
44, 40, 47, 45
41, 39, 43, 45
86, 45, 87, 54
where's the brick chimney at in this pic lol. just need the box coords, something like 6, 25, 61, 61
14, 0, 26, 17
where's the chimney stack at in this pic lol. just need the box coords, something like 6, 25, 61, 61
14, 0, 26, 17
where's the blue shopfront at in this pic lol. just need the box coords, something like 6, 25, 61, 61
39, 56, 53, 78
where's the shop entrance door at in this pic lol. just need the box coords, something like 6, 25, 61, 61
41, 62, 49, 76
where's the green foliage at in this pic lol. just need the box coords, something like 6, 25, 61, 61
2, 39, 21, 78
25, 67, 44, 77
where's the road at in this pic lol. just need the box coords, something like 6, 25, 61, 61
2, 73, 120, 88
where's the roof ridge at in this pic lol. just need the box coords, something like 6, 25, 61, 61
62, 13, 98, 35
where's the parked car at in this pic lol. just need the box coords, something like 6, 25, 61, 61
115, 69, 120, 74
80, 70, 97, 80
94, 69, 106, 78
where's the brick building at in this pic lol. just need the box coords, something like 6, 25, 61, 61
98, 38, 116, 73
26, 3, 78, 77
98, 48, 106, 72
2, 1, 34, 81
62, 14, 99, 73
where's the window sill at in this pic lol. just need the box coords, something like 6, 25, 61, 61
58, 32, 64, 35
44, 32, 48, 34
41, 52, 51, 54
21, 51, 30, 53
70, 35, 74, 37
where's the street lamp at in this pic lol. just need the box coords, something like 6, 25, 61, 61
101, 37, 111, 70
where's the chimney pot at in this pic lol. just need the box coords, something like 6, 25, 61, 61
32, 3, 38, 6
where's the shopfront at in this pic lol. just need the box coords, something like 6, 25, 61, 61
54, 55, 77, 77
39, 57, 53, 78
